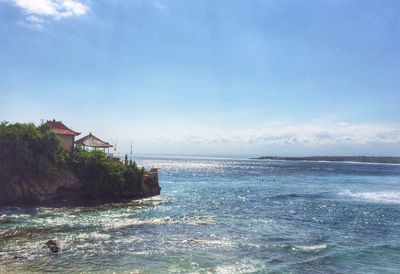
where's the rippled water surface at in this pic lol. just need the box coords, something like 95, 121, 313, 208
1, 156, 400, 273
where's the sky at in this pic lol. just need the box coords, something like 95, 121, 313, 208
0, 0, 399, 156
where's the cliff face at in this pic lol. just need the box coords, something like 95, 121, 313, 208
0, 168, 161, 206
142, 169, 162, 197
115, 170, 161, 200
0, 168, 83, 205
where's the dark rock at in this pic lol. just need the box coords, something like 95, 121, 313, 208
143, 169, 161, 196
13, 256, 27, 259
46, 239, 60, 253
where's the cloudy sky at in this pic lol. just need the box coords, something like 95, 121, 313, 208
1, 0, 399, 156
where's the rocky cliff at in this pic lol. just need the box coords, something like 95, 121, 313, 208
0, 168, 161, 206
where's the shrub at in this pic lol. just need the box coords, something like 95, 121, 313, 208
124, 160, 145, 192
0, 121, 60, 183
69, 147, 144, 199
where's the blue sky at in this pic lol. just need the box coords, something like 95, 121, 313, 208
1, 0, 399, 156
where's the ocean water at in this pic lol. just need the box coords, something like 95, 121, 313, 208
1, 156, 400, 273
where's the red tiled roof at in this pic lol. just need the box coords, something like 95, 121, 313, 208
45, 120, 80, 136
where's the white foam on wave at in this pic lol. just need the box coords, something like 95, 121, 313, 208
106, 217, 177, 229
180, 239, 234, 248
139, 195, 165, 204
212, 258, 266, 274
292, 244, 327, 252
185, 218, 217, 226
0, 214, 30, 220
340, 190, 400, 204
106, 215, 217, 230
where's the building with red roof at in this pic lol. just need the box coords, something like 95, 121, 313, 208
44, 119, 80, 151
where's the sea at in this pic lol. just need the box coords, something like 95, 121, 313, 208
1, 156, 400, 273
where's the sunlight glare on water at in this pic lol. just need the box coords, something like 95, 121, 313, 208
1, 156, 400, 273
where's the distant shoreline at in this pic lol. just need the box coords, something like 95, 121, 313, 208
250, 156, 400, 164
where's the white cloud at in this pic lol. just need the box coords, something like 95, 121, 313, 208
231, 122, 400, 146
26, 15, 44, 27
7, 0, 88, 25
162, 121, 398, 146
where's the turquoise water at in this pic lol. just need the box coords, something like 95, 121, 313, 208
1, 156, 400, 273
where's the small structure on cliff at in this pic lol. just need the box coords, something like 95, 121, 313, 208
75, 133, 113, 152
45, 119, 80, 151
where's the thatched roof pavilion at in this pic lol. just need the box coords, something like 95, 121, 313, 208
75, 133, 113, 149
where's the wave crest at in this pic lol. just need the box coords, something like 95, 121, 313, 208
340, 190, 400, 204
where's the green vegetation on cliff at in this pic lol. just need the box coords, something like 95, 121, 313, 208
69, 148, 144, 199
0, 121, 60, 183
0, 122, 145, 202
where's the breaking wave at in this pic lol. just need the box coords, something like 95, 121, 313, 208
292, 244, 328, 252
340, 190, 400, 204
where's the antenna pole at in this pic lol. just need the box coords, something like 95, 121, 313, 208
114, 138, 118, 157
